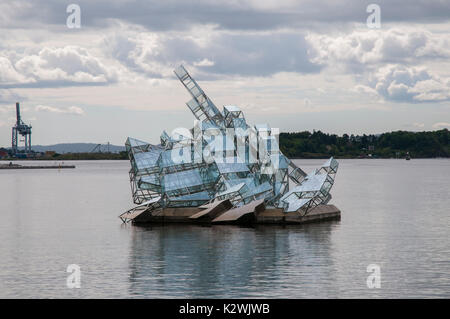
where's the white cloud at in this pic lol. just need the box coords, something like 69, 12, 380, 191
432, 122, 450, 129
307, 28, 450, 69
0, 46, 118, 88
193, 58, 215, 67
0, 89, 23, 104
306, 28, 450, 103
3, 0, 450, 32
372, 65, 450, 102
352, 84, 378, 96
35, 105, 85, 115
0, 105, 13, 113
0, 56, 28, 84
1, 0, 450, 147
408, 78, 450, 101
103, 26, 320, 78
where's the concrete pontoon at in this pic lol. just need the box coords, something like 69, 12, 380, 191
119, 202, 340, 225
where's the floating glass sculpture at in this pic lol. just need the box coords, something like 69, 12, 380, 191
125, 65, 338, 216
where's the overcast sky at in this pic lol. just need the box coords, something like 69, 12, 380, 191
0, 0, 449, 146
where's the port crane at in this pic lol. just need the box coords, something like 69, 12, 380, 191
12, 102, 32, 154
90, 142, 111, 153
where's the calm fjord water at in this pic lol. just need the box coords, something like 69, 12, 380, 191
0, 159, 449, 298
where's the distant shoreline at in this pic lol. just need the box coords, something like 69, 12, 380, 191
1, 156, 448, 161
2, 129, 448, 160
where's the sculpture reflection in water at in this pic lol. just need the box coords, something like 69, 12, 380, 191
127, 223, 338, 298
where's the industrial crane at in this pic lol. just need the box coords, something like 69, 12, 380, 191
90, 142, 111, 153
12, 102, 32, 154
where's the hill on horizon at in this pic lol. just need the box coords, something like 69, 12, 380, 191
5, 143, 126, 154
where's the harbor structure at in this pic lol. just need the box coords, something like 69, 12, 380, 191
11, 102, 32, 155
120, 66, 340, 224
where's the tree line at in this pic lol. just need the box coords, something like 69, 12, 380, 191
3, 129, 448, 160
279, 129, 450, 158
